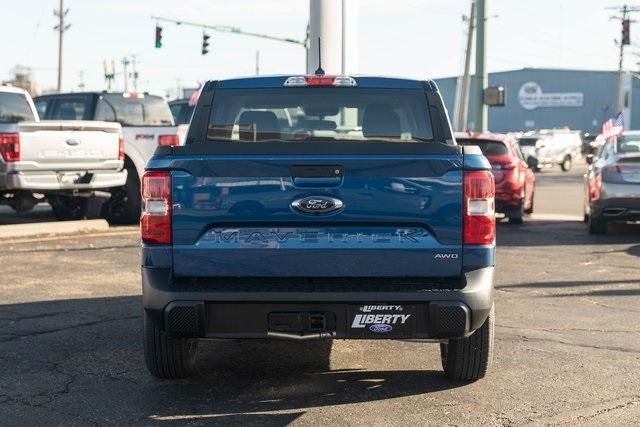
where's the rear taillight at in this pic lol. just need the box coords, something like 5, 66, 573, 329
492, 162, 516, 170
464, 171, 496, 245
118, 135, 125, 161
0, 133, 20, 162
141, 171, 171, 244
158, 134, 180, 146
589, 174, 602, 203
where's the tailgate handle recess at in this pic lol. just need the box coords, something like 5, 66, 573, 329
291, 165, 343, 188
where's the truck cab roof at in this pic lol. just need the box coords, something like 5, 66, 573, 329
211, 75, 438, 91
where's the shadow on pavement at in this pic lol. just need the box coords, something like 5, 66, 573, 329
0, 296, 463, 424
496, 220, 640, 247
499, 278, 639, 289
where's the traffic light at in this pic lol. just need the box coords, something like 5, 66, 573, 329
155, 25, 163, 48
202, 32, 210, 55
622, 19, 631, 45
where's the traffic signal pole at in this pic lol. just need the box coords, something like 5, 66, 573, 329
607, 5, 640, 114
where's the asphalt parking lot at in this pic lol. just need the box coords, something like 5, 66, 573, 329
1, 162, 639, 425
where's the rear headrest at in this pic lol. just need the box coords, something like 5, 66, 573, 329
362, 104, 401, 139
238, 111, 280, 142
57, 105, 78, 120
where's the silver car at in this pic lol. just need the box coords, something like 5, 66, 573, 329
584, 131, 640, 234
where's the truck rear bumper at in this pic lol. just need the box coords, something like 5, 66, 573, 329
2, 169, 127, 191
142, 267, 494, 340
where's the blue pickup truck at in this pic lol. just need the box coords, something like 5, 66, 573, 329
141, 74, 496, 381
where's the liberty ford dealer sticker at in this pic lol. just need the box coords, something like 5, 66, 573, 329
348, 304, 416, 337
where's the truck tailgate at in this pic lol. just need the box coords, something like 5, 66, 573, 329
17, 120, 121, 170
171, 153, 463, 278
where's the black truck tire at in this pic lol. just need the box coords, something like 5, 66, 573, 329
102, 163, 141, 225
143, 311, 198, 379
560, 155, 572, 172
508, 201, 524, 225
440, 305, 494, 381
48, 195, 104, 221
588, 213, 608, 235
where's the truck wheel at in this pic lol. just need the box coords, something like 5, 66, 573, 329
588, 213, 607, 235
48, 195, 103, 221
560, 155, 572, 172
143, 311, 198, 379
508, 201, 524, 224
440, 305, 494, 381
102, 164, 141, 225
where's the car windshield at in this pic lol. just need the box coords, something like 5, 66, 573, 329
518, 138, 538, 147
96, 94, 174, 126
0, 91, 35, 123
457, 138, 508, 156
207, 88, 434, 143
617, 136, 640, 154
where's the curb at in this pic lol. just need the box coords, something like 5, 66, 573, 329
0, 219, 110, 239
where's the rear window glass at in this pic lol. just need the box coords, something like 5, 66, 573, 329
617, 136, 640, 154
457, 139, 508, 156
170, 101, 194, 125
96, 94, 174, 126
518, 138, 538, 147
52, 97, 91, 120
207, 88, 433, 143
0, 92, 35, 123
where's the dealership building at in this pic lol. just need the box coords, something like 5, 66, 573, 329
433, 68, 640, 133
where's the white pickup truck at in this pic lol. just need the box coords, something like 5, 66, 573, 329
0, 86, 126, 219
34, 91, 184, 224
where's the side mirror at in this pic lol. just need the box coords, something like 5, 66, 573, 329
586, 154, 594, 165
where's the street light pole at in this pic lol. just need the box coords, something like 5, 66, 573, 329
457, 0, 476, 131
473, 0, 487, 132
54, 0, 70, 92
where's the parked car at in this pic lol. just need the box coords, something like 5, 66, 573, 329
34, 92, 184, 224
168, 98, 195, 125
0, 86, 126, 219
456, 132, 535, 224
517, 129, 582, 172
141, 75, 496, 381
583, 131, 640, 234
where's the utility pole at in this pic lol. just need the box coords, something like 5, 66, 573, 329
456, 0, 476, 131
130, 55, 139, 91
608, 5, 640, 114
122, 57, 130, 92
473, 0, 487, 132
255, 50, 260, 75
53, 0, 70, 92
103, 60, 116, 91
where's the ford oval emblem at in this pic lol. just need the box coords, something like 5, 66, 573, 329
292, 196, 343, 215
369, 324, 393, 333
65, 138, 81, 146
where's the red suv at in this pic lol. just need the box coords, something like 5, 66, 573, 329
456, 132, 536, 224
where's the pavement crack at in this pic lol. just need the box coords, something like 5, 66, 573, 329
496, 323, 639, 334
0, 310, 73, 322
500, 332, 640, 354
0, 314, 141, 343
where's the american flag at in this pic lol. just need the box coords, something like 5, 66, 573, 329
188, 85, 202, 107
601, 112, 624, 139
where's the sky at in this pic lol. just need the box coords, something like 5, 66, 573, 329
1, 0, 638, 97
